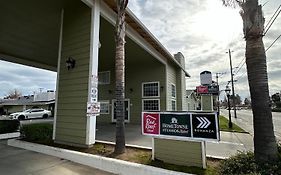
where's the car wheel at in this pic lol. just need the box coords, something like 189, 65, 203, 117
18, 115, 25, 120
43, 114, 48, 119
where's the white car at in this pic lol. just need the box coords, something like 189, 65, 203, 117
10, 109, 52, 120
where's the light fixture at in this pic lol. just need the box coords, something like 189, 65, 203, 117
66, 57, 76, 70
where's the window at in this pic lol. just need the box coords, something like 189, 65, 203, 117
171, 84, 176, 98
100, 101, 110, 114
171, 100, 176, 111
142, 99, 160, 111
142, 82, 159, 97
98, 71, 110, 85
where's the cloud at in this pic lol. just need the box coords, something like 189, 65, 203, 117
0, 60, 56, 97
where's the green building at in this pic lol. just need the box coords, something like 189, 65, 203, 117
0, 0, 190, 147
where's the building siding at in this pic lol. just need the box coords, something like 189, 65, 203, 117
166, 63, 177, 111
55, 1, 91, 145
154, 138, 204, 167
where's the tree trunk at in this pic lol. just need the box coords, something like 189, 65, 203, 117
114, 0, 128, 154
242, 0, 278, 162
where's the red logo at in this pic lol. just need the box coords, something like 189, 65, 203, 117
143, 113, 160, 135
196, 86, 208, 94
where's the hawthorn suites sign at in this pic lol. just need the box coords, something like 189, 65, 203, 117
142, 112, 220, 141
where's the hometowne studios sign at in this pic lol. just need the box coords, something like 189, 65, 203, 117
142, 112, 220, 141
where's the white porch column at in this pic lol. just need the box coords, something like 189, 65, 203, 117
86, 0, 101, 145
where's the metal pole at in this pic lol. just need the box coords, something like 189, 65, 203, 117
227, 94, 233, 128
228, 49, 237, 118
216, 73, 220, 116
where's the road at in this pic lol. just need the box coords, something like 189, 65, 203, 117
221, 109, 281, 141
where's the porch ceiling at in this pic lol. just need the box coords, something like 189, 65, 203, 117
99, 17, 163, 70
0, 0, 63, 71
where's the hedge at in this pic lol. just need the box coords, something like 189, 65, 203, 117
20, 123, 53, 144
0, 120, 20, 134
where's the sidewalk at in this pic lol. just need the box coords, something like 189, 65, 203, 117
0, 140, 114, 175
96, 122, 254, 159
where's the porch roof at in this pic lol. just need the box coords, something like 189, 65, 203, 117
103, 0, 190, 77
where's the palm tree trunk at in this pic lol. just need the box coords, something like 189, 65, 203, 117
114, 0, 128, 154
243, 0, 278, 162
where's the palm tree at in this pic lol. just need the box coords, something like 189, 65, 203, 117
114, 0, 128, 154
223, 0, 278, 162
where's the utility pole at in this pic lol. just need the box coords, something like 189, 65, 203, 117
227, 49, 237, 118
216, 72, 225, 116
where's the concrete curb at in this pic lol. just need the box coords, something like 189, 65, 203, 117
0, 132, 20, 140
8, 139, 193, 175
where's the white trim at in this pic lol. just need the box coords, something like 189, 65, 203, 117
111, 99, 130, 123
86, 0, 101, 145
142, 81, 160, 98
0, 53, 56, 71
211, 95, 214, 111
165, 65, 169, 110
53, 9, 64, 140
142, 99, 160, 112
99, 100, 110, 114
81, 0, 94, 7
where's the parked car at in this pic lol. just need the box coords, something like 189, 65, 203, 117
9, 109, 51, 120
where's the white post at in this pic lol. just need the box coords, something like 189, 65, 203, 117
86, 0, 101, 145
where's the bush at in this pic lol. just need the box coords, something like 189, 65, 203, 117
272, 108, 281, 112
219, 146, 281, 175
218, 152, 257, 175
20, 123, 53, 144
0, 120, 20, 134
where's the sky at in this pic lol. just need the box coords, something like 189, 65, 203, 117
0, 0, 280, 100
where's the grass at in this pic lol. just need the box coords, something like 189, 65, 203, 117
219, 115, 247, 133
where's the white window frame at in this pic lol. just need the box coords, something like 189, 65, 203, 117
142, 99, 160, 112
99, 100, 110, 114
142, 81, 160, 98
98, 71, 110, 85
171, 99, 176, 111
171, 83, 176, 99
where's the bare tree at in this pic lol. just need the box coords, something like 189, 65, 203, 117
114, 0, 128, 154
5, 89, 22, 99
223, 0, 278, 162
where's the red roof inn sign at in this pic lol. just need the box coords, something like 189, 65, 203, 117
142, 112, 220, 141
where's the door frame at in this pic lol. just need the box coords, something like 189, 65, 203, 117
111, 99, 130, 123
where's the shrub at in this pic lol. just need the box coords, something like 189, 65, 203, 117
0, 120, 20, 134
219, 147, 281, 175
272, 108, 281, 112
20, 123, 53, 144
218, 151, 257, 175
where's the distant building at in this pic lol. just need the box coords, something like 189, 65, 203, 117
0, 91, 55, 115
186, 90, 199, 110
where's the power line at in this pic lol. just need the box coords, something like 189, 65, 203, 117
264, 5, 281, 35
266, 34, 281, 52
234, 61, 246, 76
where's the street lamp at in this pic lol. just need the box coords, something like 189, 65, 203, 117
225, 85, 233, 128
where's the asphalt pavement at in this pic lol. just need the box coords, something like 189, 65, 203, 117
0, 140, 114, 175
221, 109, 281, 141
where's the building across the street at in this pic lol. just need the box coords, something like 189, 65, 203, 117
0, 91, 55, 116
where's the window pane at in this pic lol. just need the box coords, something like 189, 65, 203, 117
171, 84, 176, 98
143, 82, 159, 97
98, 71, 110, 85
143, 99, 159, 111
100, 102, 109, 114
172, 100, 176, 111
